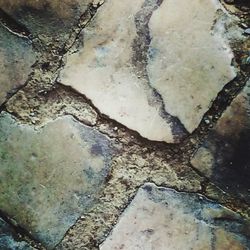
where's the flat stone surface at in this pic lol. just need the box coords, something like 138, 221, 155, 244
0, 112, 116, 248
191, 80, 250, 203
60, 0, 237, 142
60, 0, 185, 143
0, 25, 36, 105
147, 0, 236, 132
100, 183, 250, 250
0, 217, 33, 250
0, 0, 92, 43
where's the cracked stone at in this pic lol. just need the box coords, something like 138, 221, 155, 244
100, 183, 250, 250
147, 0, 237, 133
0, 112, 116, 248
60, 0, 181, 143
0, 0, 93, 43
0, 217, 34, 250
0, 25, 36, 105
60, 0, 239, 143
191, 80, 250, 203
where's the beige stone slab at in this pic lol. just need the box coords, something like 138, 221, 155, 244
0, 25, 36, 105
0, 113, 116, 248
60, 0, 175, 143
148, 0, 237, 132
100, 183, 249, 250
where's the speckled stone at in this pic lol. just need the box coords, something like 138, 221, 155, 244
0, 112, 116, 248
100, 183, 250, 250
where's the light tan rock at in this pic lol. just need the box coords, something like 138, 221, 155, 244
147, 0, 237, 132
60, 0, 175, 142
0, 26, 36, 105
0, 112, 115, 248
100, 183, 249, 250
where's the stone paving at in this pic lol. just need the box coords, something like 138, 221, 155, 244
0, 0, 249, 249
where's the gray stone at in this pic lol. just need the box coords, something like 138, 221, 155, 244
0, 25, 36, 105
100, 183, 250, 250
0, 0, 93, 43
0, 112, 116, 248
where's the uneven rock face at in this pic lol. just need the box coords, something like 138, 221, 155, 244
0, 0, 92, 42
0, 25, 35, 105
0, 113, 116, 248
0, 218, 33, 250
191, 80, 250, 203
100, 183, 250, 250
60, 0, 237, 143
147, 0, 237, 132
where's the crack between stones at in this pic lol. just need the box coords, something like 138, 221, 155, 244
0, 209, 44, 249
131, 0, 189, 142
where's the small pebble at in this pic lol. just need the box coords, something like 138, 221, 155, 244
204, 119, 210, 125
244, 28, 250, 35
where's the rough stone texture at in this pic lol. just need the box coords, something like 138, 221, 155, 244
191, 80, 250, 203
100, 183, 250, 250
0, 0, 93, 43
0, 217, 34, 250
0, 112, 116, 248
147, 0, 236, 133
0, 25, 36, 105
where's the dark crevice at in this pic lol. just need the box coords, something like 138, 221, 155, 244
0, 210, 43, 249
0, 8, 31, 39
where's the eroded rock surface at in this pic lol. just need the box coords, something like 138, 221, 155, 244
100, 183, 250, 250
0, 112, 116, 248
0, 25, 35, 105
191, 80, 250, 203
60, 0, 238, 142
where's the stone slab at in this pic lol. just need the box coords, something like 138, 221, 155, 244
0, 112, 116, 248
0, 25, 35, 105
100, 183, 250, 250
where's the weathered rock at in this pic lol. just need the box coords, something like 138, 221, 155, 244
0, 25, 36, 105
0, 112, 116, 248
0, 217, 33, 250
60, 0, 179, 143
0, 0, 93, 43
191, 80, 250, 203
100, 183, 250, 250
60, 0, 238, 142
147, 0, 237, 133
